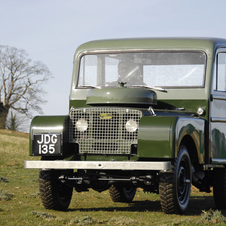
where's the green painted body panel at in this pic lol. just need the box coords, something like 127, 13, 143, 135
158, 99, 209, 121
137, 114, 205, 161
29, 115, 69, 156
175, 117, 205, 164
210, 94, 226, 161
75, 38, 224, 57
70, 100, 88, 109
212, 127, 226, 159
86, 87, 157, 106
70, 99, 208, 121
137, 116, 176, 158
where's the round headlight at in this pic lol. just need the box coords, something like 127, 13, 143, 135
76, 118, 88, 132
125, 119, 138, 132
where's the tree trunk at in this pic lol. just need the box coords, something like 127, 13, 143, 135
0, 103, 9, 129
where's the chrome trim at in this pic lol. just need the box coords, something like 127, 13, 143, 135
32, 126, 63, 130
203, 164, 224, 170
212, 158, 226, 164
24, 160, 171, 171
211, 94, 226, 101
211, 117, 226, 123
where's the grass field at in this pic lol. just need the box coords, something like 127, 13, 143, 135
1, 129, 226, 225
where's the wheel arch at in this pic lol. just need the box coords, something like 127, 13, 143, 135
180, 135, 199, 166
175, 117, 205, 165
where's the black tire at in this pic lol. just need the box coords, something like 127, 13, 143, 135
39, 170, 73, 211
109, 184, 136, 203
213, 168, 226, 209
159, 146, 191, 214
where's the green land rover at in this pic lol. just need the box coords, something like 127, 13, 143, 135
25, 38, 226, 214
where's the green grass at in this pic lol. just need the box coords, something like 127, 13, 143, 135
1, 129, 226, 225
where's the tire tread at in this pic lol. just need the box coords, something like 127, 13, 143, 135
159, 146, 191, 214
39, 170, 72, 211
109, 184, 136, 203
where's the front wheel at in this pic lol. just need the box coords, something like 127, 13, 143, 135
159, 146, 192, 214
39, 170, 73, 211
109, 184, 136, 203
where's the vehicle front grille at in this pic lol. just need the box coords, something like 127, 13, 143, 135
69, 107, 142, 154
92, 113, 120, 139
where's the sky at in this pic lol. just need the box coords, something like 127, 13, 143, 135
1, 0, 226, 130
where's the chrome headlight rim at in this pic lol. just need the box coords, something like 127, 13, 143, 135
76, 118, 88, 132
125, 119, 138, 133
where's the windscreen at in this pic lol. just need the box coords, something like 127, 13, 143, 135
77, 52, 206, 88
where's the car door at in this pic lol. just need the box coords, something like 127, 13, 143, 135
210, 49, 226, 163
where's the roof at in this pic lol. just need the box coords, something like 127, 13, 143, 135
75, 38, 226, 58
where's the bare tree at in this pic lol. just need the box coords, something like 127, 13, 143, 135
5, 109, 29, 132
0, 45, 52, 129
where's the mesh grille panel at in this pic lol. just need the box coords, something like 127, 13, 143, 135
93, 113, 119, 139
69, 107, 142, 154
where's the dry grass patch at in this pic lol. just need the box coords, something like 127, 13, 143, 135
0, 134, 28, 153
0, 190, 14, 200
0, 132, 33, 169
0, 129, 29, 138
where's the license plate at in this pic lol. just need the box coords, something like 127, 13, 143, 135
33, 134, 62, 156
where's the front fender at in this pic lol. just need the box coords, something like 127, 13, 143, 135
137, 115, 205, 163
137, 116, 177, 158
29, 115, 71, 157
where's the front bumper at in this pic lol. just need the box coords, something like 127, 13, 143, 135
24, 160, 171, 171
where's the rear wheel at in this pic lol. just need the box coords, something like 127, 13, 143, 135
109, 184, 136, 202
39, 170, 73, 211
159, 146, 191, 214
213, 168, 226, 209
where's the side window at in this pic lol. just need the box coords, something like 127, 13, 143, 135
217, 53, 226, 91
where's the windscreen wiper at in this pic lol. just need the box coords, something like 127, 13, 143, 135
132, 85, 167, 93
77, 85, 101, 89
